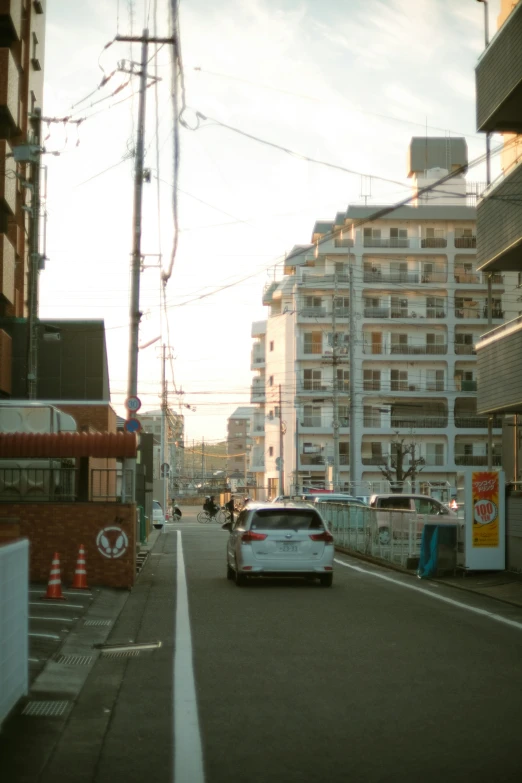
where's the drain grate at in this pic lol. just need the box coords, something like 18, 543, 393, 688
54, 654, 93, 666
102, 649, 141, 658
84, 619, 112, 627
22, 700, 70, 717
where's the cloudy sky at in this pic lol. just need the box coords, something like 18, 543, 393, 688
40, 0, 500, 442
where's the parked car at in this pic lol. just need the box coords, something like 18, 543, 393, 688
311, 493, 368, 507
152, 500, 166, 529
222, 502, 334, 587
368, 493, 457, 544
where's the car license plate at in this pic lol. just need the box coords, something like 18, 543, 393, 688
277, 543, 298, 553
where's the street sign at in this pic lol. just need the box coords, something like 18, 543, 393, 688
124, 418, 142, 434
125, 395, 142, 413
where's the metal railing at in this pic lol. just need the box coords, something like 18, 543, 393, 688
454, 236, 476, 248
319, 503, 427, 568
0, 539, 28, 727
454, 455, 502, 466
454, 416, 502, 428
0, 467, 133, 502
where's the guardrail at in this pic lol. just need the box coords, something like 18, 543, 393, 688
0, 539, 29, 726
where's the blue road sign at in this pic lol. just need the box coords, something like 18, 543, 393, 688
124, 418, 142, 434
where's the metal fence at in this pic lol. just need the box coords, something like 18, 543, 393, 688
0, 539, 29, 726
317, 502, 428, 568
0, 467, 133, 503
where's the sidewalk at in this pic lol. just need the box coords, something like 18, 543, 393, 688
438, 569, 522, 608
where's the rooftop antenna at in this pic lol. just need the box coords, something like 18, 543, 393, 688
360, 175, 372, 206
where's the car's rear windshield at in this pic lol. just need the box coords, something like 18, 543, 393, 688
250, 509, 323, 530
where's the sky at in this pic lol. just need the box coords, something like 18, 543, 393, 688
40, 0, 501, 443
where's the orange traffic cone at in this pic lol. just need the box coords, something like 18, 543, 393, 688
71, 545, 89, 589
42, 552, 65, 600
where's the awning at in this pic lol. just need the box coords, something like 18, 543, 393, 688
0, 432, 137, 459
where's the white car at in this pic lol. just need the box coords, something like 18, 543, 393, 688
152, 500, 165, 529
223, 502, 334, 587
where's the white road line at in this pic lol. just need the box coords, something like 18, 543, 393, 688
334, 558, 522, 632
174, 529, 205, 783
29, 602, 85, 608
29, 616, 77, 622
29, 632, 61, 640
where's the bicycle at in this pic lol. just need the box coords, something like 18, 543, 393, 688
197, 508, 225, 524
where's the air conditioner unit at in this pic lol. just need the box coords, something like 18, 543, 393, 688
43, 332, 61, 342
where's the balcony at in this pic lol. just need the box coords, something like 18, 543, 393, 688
455, 272, 480, 284
0, 0, 22, 44
390, 416, 447, 429
339, 454, 349, 465
334, 237, 353, 248
300, 454, 326, 466
424, 455, 445, 466
456, 380, 477, 392
454, 236, 476, 249
334, 307, 350, 318
455, 455, 502, 466
250, 383, 265, 403
0, 233, 15, 305
476, 163, 522, 272
0, 140, 15, 214
263, 281, 279, 305
363, 237, 409, 249
297, 383, 329, 395
362, 455, 385, 465
389, 343, 447, 356
300, 306, 327, 318
364, 306, 389, 318
476, 1, 522, 133
454, 416, 502, 428
299, 273, 349, 287
421, 237, 447, 248
454, 344, 476, 355
0, 48, 20, 137
300, 416, 331, 429
363, 271, 420, 284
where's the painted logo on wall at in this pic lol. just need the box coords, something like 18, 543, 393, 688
96, 526, 129, 559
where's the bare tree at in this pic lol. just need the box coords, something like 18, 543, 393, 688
378, 433, 425, 493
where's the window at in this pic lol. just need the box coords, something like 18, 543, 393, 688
426, 227, 444, 238
371, 442, 383, 458
305, 296, 321, 308
303, 405, 321, 427
269, 341, 274, 351
303, 369, 322, 391
334, 296, 349, 316
327, 332, 349, 353
338, 405, 349, 426
364, 228, 381, 238
391, 296, 408, 316
363, 369, 380, 391
269, 446, 274, 457
274, 406, 280, 418
426, 443, 444, 465
269, 375, 274, 386
426, 296, 445, 318
304, 332, 322, 355
427, 370, 444, 391
337, 369, 349, 392
391, 369, 408, 391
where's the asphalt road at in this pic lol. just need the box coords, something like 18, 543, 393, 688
4, 507, 522, 783
181, 508, 522, 783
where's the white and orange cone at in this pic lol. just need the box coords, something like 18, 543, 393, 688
42, 552, 65, 600
71, 544, 89, 589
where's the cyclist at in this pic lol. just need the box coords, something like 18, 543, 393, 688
204, 495, 219, 520
225, 495, 235, 524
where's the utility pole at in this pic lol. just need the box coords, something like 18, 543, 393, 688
27, 108, 42, 399
349, 258, 357, 492
115, 30, 175, 416
331, 282, 340, 492
278, 384, 284, 495
201, 436, 205, 487
160, 343, 168, 514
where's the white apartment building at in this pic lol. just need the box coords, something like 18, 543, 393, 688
250, 138, 518, 499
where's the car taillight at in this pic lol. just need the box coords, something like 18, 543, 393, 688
241, 531, 267, 544
309, 530, 334, 544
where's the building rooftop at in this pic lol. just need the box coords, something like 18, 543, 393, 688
344, 204, 476, 222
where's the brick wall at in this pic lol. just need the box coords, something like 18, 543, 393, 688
0, 502, 136, 589
59, 404, 117, 434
